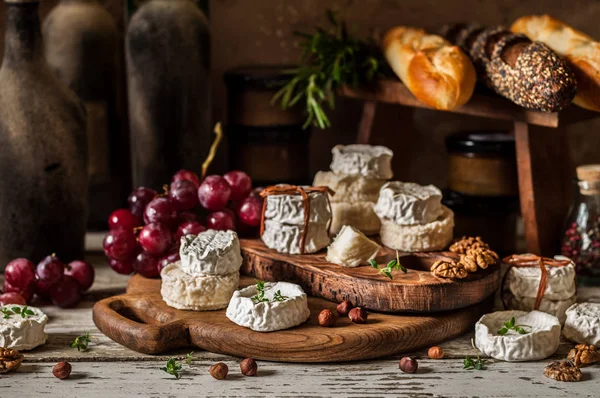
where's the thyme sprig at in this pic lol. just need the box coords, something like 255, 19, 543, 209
369, 251, 407, 280
464, 338, 487, 370
1, 306, 35, 319
70, 332, 92, 351
497, 317, 532, 336
160, 358, 183, 379
251, 280, 289, 303
185, 352, 194, 366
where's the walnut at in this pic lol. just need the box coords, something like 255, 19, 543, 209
568, 344, 600, 367
0, 347, 23, 374
449, 236, 488, 254
544, 361, 582, 382
431, 260, 468, 279
462, 247, 499, 271
460, 255, 479, 273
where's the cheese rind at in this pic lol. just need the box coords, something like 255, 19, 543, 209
264, 189, 331, 225
374, 181, 443, 225
379, 205, 454, 252
326, 225, 381, 267
329, 201, 381, 236
505, 293, 576, 324
0, 305, 48, 351
313, 171, 386, 203
505, 256, 576, 301
475, 310, 561, 362
160, 262, 239, 311
179, 230, 243, 276
330, 145, 394, 179
261, 220, 330, 254
563, 303, 600, 345
226, 282, 311, 332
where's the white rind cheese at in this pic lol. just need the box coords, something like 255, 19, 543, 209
264, 189, 331, 226
374, 181, 443, 225
326, 225, 381, 267
563, 303, 600, 345
505, 257, 576, 301
0, 305, 48, 351
313, 171, 386, 203
179, 230, 243, 276
330, 145, 394, 179
475, 310, 561, 362
379, 205, 454, 252
504, 293, 576, 324
261, 220, 330, 254
160, 262, 239, 311
329, 201, 381, 236
226, 282, 311, 332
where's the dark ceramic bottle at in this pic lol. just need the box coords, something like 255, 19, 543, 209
43, 0, 129, 230
126, 0, 211, 189
0, 0, 88, 268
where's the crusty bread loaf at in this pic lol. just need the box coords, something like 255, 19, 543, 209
512, 15, 600, 112
382, 26, 476, 110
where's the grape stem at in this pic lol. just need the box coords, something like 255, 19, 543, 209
201, 122, 223, 181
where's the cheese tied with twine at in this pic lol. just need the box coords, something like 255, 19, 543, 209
260, 185, 334, 254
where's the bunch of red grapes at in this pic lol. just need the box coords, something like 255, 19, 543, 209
103, 170, 263, 278
1, 255, 95, 308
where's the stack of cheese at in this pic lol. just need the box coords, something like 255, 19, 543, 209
161, 229, 242, 311
374, 181, 454, 252
261, 187, 332, 254
504, 255, 576, 323
313, 144, 393, 235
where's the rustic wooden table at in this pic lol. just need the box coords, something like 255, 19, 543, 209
1, 237, 599, 397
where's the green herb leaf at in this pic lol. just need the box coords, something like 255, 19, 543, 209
161, 358, 182, 379
11, 307, 21, 313
70, 332, 92, 351
273, 290, 289, 302
498, 317, 531, 336
185, 352, 194, 366
497, 327, 509, 336
369, 259, 378, 269
508, 317, 515, 328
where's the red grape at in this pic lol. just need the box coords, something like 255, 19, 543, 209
237, 195, 263, 227
138, 223, 173, 256
172, 169, 200, 190
144, 197, 177, 226
206, 211, 236, 231
177, 211, 198, 224
4, 279, 34, 302
4, 258, 36, 291
176, 221, 206, 240
50, 275, 82, 308
128, 187, 157, 218
224, 171, 252, 201
169, 180, 199, 211
198, 175, 231, 211
34, 277, 56, 299
133, 252, 160, 278
65, 260, 95, 292
108, 258, 134, 275
108, 208, 141, 230
0, 292, 26, 305
103, 228, 138, 261
36, 254, 65, 286
157, 250, 180, 274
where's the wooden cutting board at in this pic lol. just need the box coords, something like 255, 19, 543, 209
93, 274, 493, 362
240, 239, 500, 312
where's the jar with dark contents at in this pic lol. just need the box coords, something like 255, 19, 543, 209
561, 165, 600, 285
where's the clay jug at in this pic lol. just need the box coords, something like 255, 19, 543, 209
43, 0, 129, 230
0, 0, 88, 268
126, 0, 211, 189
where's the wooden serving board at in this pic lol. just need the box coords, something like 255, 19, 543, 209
240, 239, 501, 312
93, 275, 492, 362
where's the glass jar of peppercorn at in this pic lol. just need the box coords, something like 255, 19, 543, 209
561, 165, 600, 285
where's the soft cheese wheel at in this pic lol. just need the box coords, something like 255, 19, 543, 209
330, 201, 381, 236
475, 310, 561, 362
326, 225, 381, 267
563, 303, 600, 345
261, 219, 330, 254
312, 171, 386, 203
505, 293, 576, 324
374, 181, 443, 225
226, 282, 310, 332
379, 205, 454, 252
505, 256, 576, 301
330, 144, 394, 179
160, 262, 239, 311
264, 188, 331, 226
179, 230, 243, 276
0, 305, 48, 351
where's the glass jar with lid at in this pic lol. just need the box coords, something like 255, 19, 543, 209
561, 164, 600, 285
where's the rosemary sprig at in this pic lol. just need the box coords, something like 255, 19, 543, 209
70, 332, 92, 351
369, 251, 407, 280
251, 280, 289, 303
497, 317, 532, 336
1, 306, 35, 319
160, 358, 183, 379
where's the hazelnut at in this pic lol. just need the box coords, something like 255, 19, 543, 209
428, 346, 444, 359
240, 358, 258, 376
336, 300, 353, 316
348, 307, 368, 324
52, 361, 72, 379
399, 357, 418, 374
209, 362, 228, 380
318, 309, 336, 327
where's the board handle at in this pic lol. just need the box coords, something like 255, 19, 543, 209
92, 294, 189, 355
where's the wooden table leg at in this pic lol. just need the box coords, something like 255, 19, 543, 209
514, 121, 572, 255
356, 100, 377, 144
